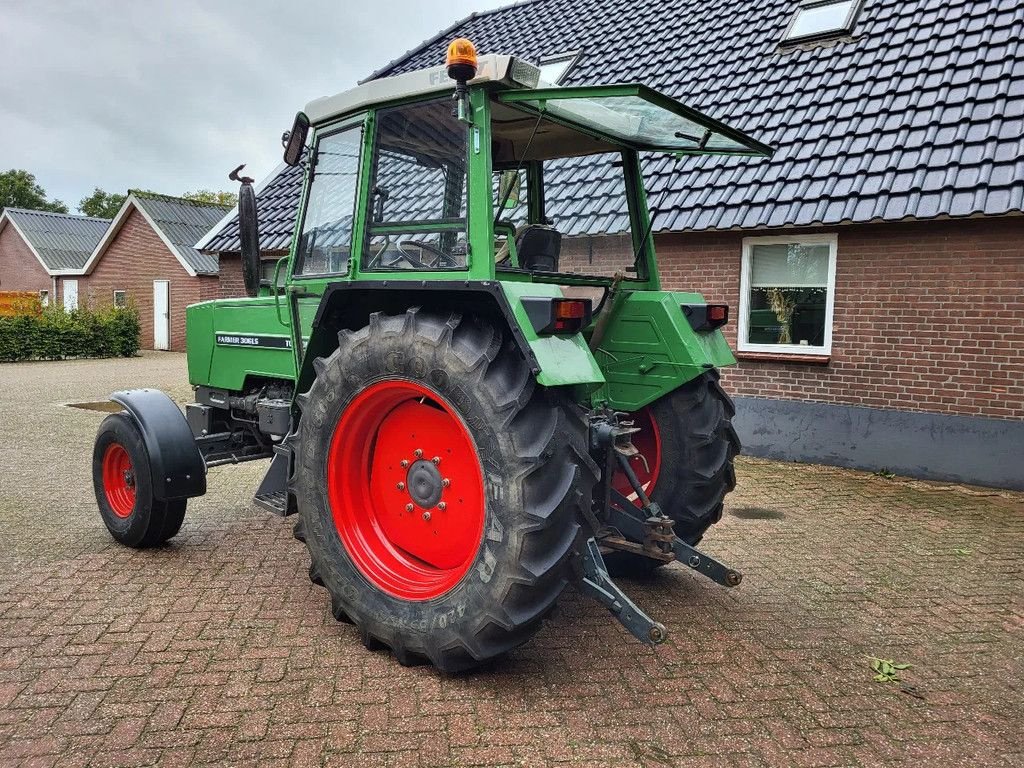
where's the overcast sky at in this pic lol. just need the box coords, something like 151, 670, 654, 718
0, 0, 507, 211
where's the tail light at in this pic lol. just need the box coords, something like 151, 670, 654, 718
521, 297, 593, 335
682, 303, 729, 332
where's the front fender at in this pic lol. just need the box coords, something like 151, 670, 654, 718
111, 389, 207, 500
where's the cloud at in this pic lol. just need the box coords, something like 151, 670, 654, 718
0, 0, 508, 210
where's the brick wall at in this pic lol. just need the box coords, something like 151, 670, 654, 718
217, 251, 287, 298
78, 208, 217, 352
0, 224, 50, 293
656, 217, 1024, 421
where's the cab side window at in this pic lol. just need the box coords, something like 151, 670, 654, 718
295, 125, 362, 275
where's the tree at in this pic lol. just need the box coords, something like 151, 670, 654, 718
181, 189, 238, 207
78, 188, 126, 218
0, 170, 67, 214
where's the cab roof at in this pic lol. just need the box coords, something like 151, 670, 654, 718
304, 54, 772, 159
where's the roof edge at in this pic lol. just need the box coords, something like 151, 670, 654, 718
0, 210, 57, 276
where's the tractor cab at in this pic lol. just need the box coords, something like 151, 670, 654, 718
283, 52, 769, 291
92, 39, 773, 672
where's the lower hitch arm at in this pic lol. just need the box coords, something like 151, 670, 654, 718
578, 538, 667, 645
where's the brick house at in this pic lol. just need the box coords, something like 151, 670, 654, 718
196, 0, 1023, 489
0, 208, 110, 306
76, 192, 227, 351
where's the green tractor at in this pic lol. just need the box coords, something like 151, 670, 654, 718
91, 40, 772, 672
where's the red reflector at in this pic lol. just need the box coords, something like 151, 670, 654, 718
554, 299, 587, 319
708, 304, 728, 322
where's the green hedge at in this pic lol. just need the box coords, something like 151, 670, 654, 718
0, 304, 140, 362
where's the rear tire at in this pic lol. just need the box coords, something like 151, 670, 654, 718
92, 412, 187, 548
293, 309, 596, 673
606, 370, 739, 575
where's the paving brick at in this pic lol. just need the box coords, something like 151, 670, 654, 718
0, 352, 1021, 767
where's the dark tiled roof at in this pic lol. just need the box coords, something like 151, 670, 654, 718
2, 208, 110, 271
132, 193, 229, 274
201, 162, 305, 254
200, 0, 1024, 246
378, 0, 1024, 231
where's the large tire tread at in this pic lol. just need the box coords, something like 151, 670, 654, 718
294, 308, 596, 673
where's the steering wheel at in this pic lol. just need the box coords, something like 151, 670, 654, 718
398, 239, 460, 269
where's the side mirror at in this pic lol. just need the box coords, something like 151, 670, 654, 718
229, 164, 261, 298
283, 112, 310, 166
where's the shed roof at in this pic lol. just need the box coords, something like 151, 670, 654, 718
132, 193, 228, 274
0, 208, 110, 273
199, 0, 1024, 248
83, 192, 229, 277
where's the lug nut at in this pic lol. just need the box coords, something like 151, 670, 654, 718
432, 456, 441, 465
422, 511, 431, 521
414, 449, 423, 458
437, 502, 446, 511
397, 482, 406, 491
442, 478, 450, 488
400, 459, 409, 468
405, 503, 414, 512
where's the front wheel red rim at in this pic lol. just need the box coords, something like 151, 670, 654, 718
102, 443, 137, 518
327, 380, 486, 601
612, 406, 662, 506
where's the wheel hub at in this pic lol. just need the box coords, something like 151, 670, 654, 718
327, 379, 485, 600
405, 459, 442, 508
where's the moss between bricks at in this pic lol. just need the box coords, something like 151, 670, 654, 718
0, 304, 140, 362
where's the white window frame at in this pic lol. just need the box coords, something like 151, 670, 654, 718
738, 233, 837, 356
38, 290, 49, 307
112, 289, 127, 308
781, 0, 862, 44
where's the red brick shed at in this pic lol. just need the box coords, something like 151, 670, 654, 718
76, 192, 227, 351
0, 208, 110, 305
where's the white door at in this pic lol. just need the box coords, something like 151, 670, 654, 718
153, 280, 170, 350
63, 280, 78, 311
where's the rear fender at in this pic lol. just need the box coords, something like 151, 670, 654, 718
298, 281, 605, 396
111, 389, 207, 500
593, 290, 737, 411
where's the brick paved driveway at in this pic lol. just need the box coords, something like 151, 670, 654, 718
0, 353, 1021, 767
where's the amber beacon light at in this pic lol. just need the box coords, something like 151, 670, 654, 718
446, 38, 478, 82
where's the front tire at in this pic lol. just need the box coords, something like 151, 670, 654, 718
92, 412, 187, 548
294, 309, 595, 673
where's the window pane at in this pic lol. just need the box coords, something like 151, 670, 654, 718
747, 243, 830, 348
538, 58, 573, 84
750, 243, 829, 287
544, 152, 637, 277
786, 1, 855, 40
366, 99, 468, 270
366, 231, 468, 271
296, 125, 362, 275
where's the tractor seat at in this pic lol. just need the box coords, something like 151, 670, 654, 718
516, 225, 561, 272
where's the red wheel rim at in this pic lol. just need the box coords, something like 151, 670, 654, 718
102, 443, 137, 519
612, 406, 662, 506
327, 379, 485, 601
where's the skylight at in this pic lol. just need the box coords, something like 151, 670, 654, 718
782, 0, 860, 43
537, 52, 579, 84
